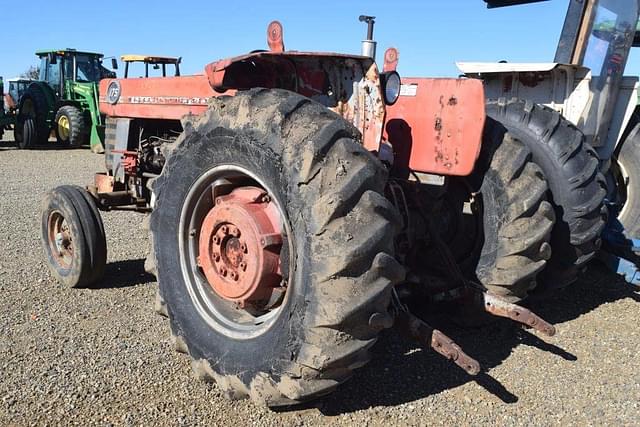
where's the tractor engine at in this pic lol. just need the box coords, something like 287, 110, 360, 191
97, 117, 180, 206
139, 137, 167, 175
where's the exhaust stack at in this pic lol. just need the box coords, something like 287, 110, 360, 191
359, 15, 377, 60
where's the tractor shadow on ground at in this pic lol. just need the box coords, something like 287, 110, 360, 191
0, 139, 88, 151
0, 140, 17, 149
311, 262, 639, 415
92, 258, 155, 289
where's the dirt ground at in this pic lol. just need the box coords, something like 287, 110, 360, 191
1, 133, 639, 426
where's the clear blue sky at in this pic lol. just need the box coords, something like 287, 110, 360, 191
3, 0, 640, 79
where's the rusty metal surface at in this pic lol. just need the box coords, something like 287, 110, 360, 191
47, 211, 73, 269
483, 293, 556, 336
196, 187, 283, 307
267, 21, 285, 52
385, 78, 485, 176
94, 173, 114, 194
110, 150, 138, 176
396, 311, 480, 376
205, 52, 385, 151
383, 48, 399, 72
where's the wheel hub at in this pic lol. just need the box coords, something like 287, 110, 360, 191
197, 187, 283, 306
58, 115, 70, 141
48, 211, 73, 268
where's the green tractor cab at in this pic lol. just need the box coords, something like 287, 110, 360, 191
16, 49, 117, 152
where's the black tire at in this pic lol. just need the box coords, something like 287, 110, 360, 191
19, 118, 36, 149
615, 123, 640, 238
467, 119, 555, 301
55, 105, 87, 146
486, 98, 607, 290
41, 185, 107, 288
18, 87, 50, 148
14, 122, 23, 144
150, 88, 404, 406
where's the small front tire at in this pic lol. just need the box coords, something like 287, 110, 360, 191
41, 185, 107, 288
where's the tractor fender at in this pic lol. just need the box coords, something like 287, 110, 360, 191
384, 77, 485, 177
606, 76, 640, 166
20, 82, 56, 122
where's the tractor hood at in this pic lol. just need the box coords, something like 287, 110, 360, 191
204, 51, 385, 151
205, 51, 374, 91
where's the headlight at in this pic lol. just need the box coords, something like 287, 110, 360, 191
381, 71, 401, 105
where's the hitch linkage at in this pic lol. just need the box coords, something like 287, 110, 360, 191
393, 286, 556, 376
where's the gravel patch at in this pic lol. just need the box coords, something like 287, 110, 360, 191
1, 135, 639, 425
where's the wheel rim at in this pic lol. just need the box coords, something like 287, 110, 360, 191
47, 211, 73, 268
57, 115, 70, 141
179, 165, 292, 339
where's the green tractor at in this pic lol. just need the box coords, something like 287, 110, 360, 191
16, 49, 117, 152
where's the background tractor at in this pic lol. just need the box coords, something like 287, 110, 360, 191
121, 55, 181, 78
40, 19, 563, 406
3, 78, 33, 142
454, 0, 640, 288
16, 49, 117, 152
5, 78, 32, 113
0, 77, 13, 140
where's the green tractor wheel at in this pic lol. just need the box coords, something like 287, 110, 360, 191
18, 87, 50, 148
55, 106, 87, 146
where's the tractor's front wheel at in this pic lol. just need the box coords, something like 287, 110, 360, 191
41, 185, 107, 288
150, 89, 403, 406
55, 106, 87, 146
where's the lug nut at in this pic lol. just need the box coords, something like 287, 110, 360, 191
212, 235, 221, 245
213, 253, 221, 262
230, 227, 241, 238
230, 271, 238, 281
219, 267, 228, 276
240, 242, 247, 253
239, 261, 247, 271
221, 225, 228, 235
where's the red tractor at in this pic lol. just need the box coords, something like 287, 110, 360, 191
41, 19, 557, 405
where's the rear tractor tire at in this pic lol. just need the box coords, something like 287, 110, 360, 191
41, 185, 107, 288
454, 119, 555, 302
17, 88, 50, 148
614, 123, 640, 238
150, 88, 403, 406
18, 118, 35, 149
486, 98, 607, 291
55, 105, 87, 146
